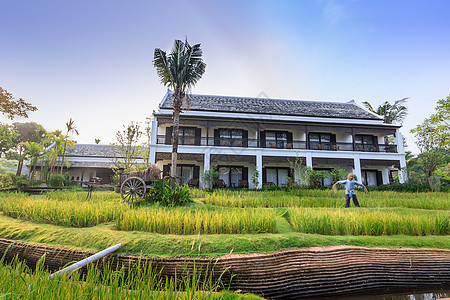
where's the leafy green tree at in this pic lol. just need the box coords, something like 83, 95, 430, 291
362, 98, 408, 124
23, 141, 43, 184
11, 122, 46, 176
410, 96, 450, 190
0, 87, 37, 119
411, 95, 449, 151
111, 122, 142, 170
60, 118, 79, 174
330, 168, 347, 183
42, 130, 64, 176
0, 123, 16, 157
154, 39, 206, 177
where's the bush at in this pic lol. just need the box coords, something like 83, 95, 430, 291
367, 181, 432, 193
0, 172, 29, 190
262, 184, 284, 191
48, 173, 76, 187
147, 179, 192, 206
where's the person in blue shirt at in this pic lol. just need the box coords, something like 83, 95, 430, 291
332, 173, 368, 208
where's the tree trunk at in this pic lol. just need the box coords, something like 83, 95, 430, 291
170, 108, 180, 178
170, 93, 182, 179
60, 142, 67, 175
16, 147, 24, 176
31, 162, 37, 184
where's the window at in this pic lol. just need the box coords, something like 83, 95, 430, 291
219, 129, 244, 147
265, 131, 288, 148
309, 133, 332, 150
264, 167, 290, 186
218, 166, 245, 187
176, 165, 193, 184
361, 170, 378, 186
178, 128, 196, 145
165, 127, 200, 145
355, 135, 377, 152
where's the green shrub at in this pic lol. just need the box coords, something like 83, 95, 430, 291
0, 172, 28, 190
147, 179, 192, 206
367, 182, 431, 193
48, 173, 76, 187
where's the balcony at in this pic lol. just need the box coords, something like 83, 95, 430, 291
156, 135, 397, 153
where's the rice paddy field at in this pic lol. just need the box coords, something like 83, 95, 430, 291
0, 189, 448, 257
0, 188, 448, 299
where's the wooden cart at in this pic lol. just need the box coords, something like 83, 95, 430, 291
119, 167, 160, 204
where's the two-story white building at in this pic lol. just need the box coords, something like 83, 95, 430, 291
149, 91, 407, 189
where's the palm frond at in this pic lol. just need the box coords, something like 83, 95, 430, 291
362, 101, 375, 113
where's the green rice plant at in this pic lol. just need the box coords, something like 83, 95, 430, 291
0, 193, 128, 227
190, 188, 207, 199
0, 256, 262, 299
203, 189, 450, 210
46, 190, 121, 202
289, 207, 450, 236
116, 207, 276, 234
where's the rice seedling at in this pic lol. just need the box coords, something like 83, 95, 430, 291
289, 207, 449, 236
116, 207, 276, 234
0, 256, 261, 299
0, 192, 128, 227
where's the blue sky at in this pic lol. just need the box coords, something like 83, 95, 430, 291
1, 0, 450, 153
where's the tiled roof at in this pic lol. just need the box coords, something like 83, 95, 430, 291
66, 144, 143, 158
66, 144, 119, 157
160, 93, 382, 120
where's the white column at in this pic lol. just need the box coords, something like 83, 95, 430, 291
305, 152, 312, 168
150, 117, 158, 145
201, 150, 211, 189
395, 129, 405, 154
256, 152, 263, 189
149, 147, 156, 165
399, 156, 408, 183
382, 168, 390, 185
353, 155, 362, 183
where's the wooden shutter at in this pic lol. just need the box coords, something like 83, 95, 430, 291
193, 165, 200, 179
195, 128, 202, 146
242, 167, 248, 181
260, 131, 266, 148
331, 134, 336, 144
165, 127, 173, 145
214, 129, 220, 146
287, 132, 293, 144
376, 171, 382, 186
242, 130, 248, 147
162, 165, 170, 177
262, 168, 267, 184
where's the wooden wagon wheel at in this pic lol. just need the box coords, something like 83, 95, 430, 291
121, 177, 146, 204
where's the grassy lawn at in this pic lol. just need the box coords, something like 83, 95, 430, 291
0, 189, 448, 257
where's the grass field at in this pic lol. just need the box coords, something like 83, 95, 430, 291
0, 256, 262, 299
0, 189, 448, 257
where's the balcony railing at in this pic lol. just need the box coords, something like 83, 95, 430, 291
156, 135, 397, 153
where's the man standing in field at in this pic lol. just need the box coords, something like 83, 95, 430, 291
333, 173, 368, 208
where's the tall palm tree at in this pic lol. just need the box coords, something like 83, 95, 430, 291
60, 118, 79, 174
23, 141, 43, 184
153, 39, 206, 178
362, 98, 408, 124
